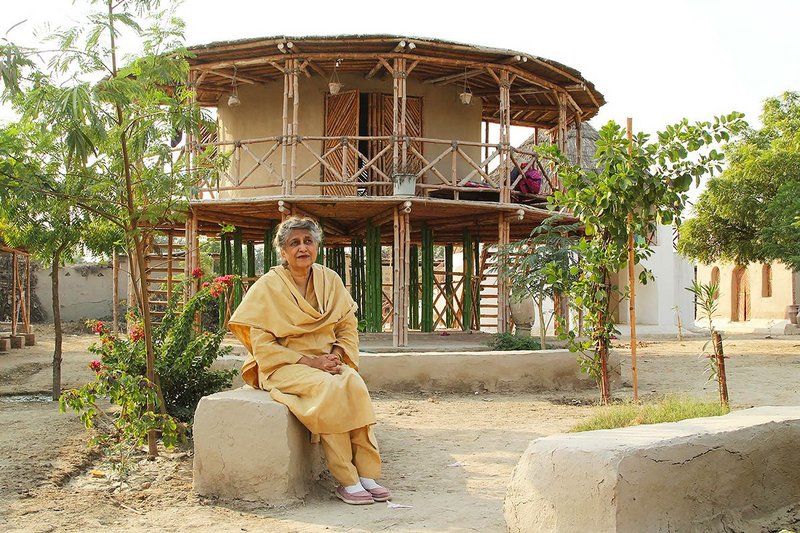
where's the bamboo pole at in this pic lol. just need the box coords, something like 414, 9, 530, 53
110, 250, 119, 332
409, 244, 419, 329
219, 233, 227, 327
233, 228, 243, 309
247, 241, 256, 284
626, 117, 639, 403
264, 225, 276, 270
166, 235, 173, 305
445, 244, 454, 327
462, 232, 473, 331
712, 330, 729, 406
392, 58, 400, 174
496, 214, 510, 333
392, 209, 400, 347
281, 60, 290, 195
366, 224, 382, 332
191, 214, 200, 299
25, 253, 31, 334
11, 250, 17, 336
291, 58, 300, 194
474, 236, 481, 329
499, 70, 512, 203
421, 223, 434, 332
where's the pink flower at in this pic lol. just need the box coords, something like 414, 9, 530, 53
128, 324, 145, 342
201, 281, 210, 288
212, 274, 235, 286
89, 360, 106, 373
191, 267, 205, 279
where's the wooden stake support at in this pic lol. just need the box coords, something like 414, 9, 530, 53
626, 117, 639, 403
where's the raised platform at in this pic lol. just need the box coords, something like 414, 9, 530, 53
214, 339, 619, 393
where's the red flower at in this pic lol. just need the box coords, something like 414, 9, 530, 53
212, 274, 235, 286
191, 267, 205, 279
89, 360, 106, 373
128, 324, 145, 342
201, 281, 210, 288
92, 321, 107, 334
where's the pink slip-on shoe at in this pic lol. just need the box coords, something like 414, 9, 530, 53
366, 485, 392, 502
335, 485, 374, 505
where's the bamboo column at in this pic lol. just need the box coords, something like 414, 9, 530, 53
264, 225, 276, 269
445, 244, 454, 327
575, 117, 583, 169
11, 250, 17, 336
350, 238, 366, 322
496, 214, 510, 333
365, 224, 382, 332
183, 218, 192, 303
409, 244, 419, 329
421, 223, 434, 332
626, 117, 639, 402
281, 60, 290, 195
166, 235, 173, 305
218, 233, 227, 327
462, 231, 473, 331
289, 58, 300, 194
498, 71, 512, 203
473, 236, 481, 329
247, 241, 256, 287
190, 214, 200, 299
233, 227, 243, 309
392, 205, 410, 347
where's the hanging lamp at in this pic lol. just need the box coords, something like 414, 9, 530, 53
459, 67, 473, 105
329, 59, 343, 95
228, 65, 241, 108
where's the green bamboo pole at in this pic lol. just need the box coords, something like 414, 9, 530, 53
445, 244, 453, 328
474, 236, 481, 330
246, 241, 256, 280
350, 239, 366, 322
218, 234, 227, 327
233, 228, 243, 310
224, 233, 233, 275
328, 247, 346, 281
366, 225, 382, 332
316, 222, 325, 265
421, 224, 434, 332
409, 244, 419, 329
264, 225, 276, 270
462, 229, 473, 331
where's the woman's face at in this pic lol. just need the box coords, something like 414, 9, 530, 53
281, 228, 318, 272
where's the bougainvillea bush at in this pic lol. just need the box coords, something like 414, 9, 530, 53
60, 275, 239, 450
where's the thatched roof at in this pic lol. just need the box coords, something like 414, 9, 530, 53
186, 34, 605, 128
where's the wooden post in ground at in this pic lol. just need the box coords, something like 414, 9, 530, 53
712, 331, 729, 406
462, 231, 473, 331
626, 117, 639, 403
233, 227, 243, 309
11, 250, 17, 337
392, 203, 410, 347
498, 70, 512, 204
445, 244, 454, 327
409, 244, 419, 329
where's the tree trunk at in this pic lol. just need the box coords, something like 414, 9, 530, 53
112, 250, 119, 333
537, 299, 546, 349
51, 247, 64, 400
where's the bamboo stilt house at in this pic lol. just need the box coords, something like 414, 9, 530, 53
176, 35, 605, 346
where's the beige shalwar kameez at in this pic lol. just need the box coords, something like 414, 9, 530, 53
228, 263, 381, 485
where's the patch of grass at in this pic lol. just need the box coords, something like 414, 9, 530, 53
486, 332, 546, 351
570, 396, 730, 432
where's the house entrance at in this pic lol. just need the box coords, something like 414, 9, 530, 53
731, 266, 750, 322
323, 91, 422, 196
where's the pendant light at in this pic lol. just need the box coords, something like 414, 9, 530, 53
228, 65, 241, 108
329, 59, 343, 95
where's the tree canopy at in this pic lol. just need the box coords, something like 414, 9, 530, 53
678, 92, 800, 269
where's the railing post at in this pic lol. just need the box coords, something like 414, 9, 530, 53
499, 70, 512, 203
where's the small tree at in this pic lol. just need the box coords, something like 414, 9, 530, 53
1, 0, 218, 455
499, 217, 580, 349
686, 281, 729, 406
552, 115, 745, 404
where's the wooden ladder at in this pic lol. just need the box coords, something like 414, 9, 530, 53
143, 232, 184, 324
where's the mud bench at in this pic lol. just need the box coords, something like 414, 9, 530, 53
193, 387, 323, 504
505, 406, 800, 532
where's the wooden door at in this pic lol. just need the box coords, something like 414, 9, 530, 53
323, 90, 359, 196
378, 95, 423, 192
732, 266, 751, 322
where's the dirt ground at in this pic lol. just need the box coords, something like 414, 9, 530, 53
1, 326, 799, 532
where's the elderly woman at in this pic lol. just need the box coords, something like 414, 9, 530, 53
228, 217, 390, 506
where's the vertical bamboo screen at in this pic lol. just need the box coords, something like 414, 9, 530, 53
421, 224, 434, 332
350, 238, 366, 322
327, 246, 346, 282
365, 224, 383, 332
381, 94, 423, 174
473, 236, 481, 328
246, 241, 256, 283
409, 244, 419, 329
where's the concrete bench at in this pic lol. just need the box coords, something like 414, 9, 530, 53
505, 406, 800, 532
193, 387, 324, 505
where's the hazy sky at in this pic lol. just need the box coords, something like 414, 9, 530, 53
3, 0, 799, 141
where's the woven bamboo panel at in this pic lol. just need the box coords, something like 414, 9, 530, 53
323, 90, 359, 196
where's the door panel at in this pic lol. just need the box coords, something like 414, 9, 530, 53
323, 90, 359, 196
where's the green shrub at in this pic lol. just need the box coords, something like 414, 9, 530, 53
487, 332, 545, 351
571, 396, 730, 432
62, 275, 239, 453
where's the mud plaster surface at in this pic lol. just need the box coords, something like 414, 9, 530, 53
1, 329, 798, 532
